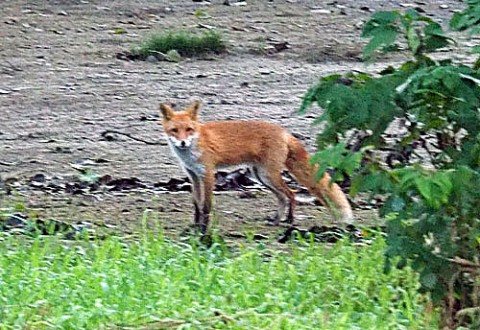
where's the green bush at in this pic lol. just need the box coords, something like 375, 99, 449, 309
302, 4, 480, 329
135, 30, 226, 59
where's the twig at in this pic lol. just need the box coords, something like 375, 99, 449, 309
456, 307, 480, 318
447, 257, 480, 270
446, 270, 460, 328
225, 232, 269, 240
101, 130, 167, 146
0, 161, 17, 166
473, 256, 479, 307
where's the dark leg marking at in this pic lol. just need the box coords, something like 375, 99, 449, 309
193, 201, 201, 225
286, 203, 294, 224
186, 169, 203, 225
199, 169, 215, 234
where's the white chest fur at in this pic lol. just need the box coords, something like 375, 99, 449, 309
168, 140, 206, 178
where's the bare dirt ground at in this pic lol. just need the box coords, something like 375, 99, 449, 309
0, 0, 465, 239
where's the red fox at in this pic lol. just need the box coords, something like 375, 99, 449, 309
160, 100, 354, 233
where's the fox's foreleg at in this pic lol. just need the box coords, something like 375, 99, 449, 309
199, 168, 215, 234
185, 169, 203, 226
186, 167, 214, 234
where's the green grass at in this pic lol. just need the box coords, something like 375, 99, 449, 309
0, 232, 437, 329
135, 31, 226, 58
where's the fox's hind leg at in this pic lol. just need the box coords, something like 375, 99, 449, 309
251, 166, 296, 225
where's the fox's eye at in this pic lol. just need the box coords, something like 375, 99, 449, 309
170, 128, 178, 133
186, 127, 194, 132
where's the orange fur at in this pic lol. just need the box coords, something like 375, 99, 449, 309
160, 101, 353, 233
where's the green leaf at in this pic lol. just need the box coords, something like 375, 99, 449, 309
391, 196, 406, 212
363, 27, 398, 59
396, 257, 407, 269
472, 45, 480, 54
362, 11, 399, 36
407, 27, 421, 54
450, 12, 468, 31
420, 272, 437, 289
414, 176, 433, 206
311, 144, 363, 184
469, 25, 480, 35
423, 25, 450, 52
424, 21, 446, 38
79, 169, 99, 184
362, 11, 401, 59
450, 2, 480, 32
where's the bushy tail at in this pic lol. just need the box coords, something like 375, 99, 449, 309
286, 136, 354, 222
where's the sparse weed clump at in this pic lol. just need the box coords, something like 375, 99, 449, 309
135, 30, 226, 59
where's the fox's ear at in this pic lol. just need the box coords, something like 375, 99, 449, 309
160, 103, 175, 121
186, 100, 201, 121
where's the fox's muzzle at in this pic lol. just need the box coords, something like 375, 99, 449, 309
168, 134, 197, 149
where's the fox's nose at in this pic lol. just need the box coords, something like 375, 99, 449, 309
180, 141, 186, 147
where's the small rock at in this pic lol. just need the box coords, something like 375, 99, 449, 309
57, 10, 68, 16
198, 23, 215, 30
439, 4, 449, 9
258, 68, 272, 75
310, 9, 331, 14
4, 18, 17, 25
399, 3, 416, 8
231, 25, 248, 32
146, 55, 159, 63
30, 173, 47, 183
166, 49, 182, 62
354, 21, 364, 29
224, 0, 247, 6
271, 41, 289, 52
52, 146, 72, 154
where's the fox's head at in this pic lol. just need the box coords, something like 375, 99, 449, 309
160, 100, 201, 149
